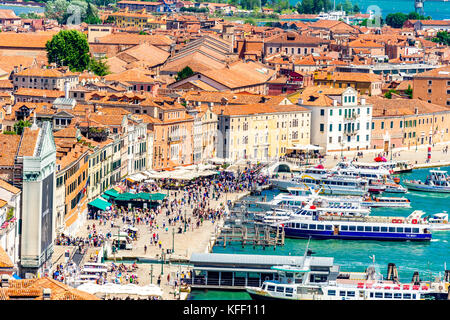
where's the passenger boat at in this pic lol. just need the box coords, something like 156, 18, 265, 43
256, 204, 370, 225
362, 196, 411, 208
368, 181, 386, 193
426, 212, 450, 231
384, 182, 407, 193
403, 170, 450, 193
246, 244, 445, 300
271, 206, 432, 241
270, 174, 369, 196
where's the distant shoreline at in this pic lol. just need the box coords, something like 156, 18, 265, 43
0, 1, 45, 7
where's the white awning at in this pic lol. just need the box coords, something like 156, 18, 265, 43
289, 144, 323, 151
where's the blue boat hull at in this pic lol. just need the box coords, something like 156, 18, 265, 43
282, 228, 431, 241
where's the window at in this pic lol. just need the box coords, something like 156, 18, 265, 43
364, 226, 372, 232
341, 225, 348, 231
339, 291, 346, 297
375, 292, 383, 298
396, 227, 404, 233
320, 124, 324, 132
403, 293, 411, 299
309, 224, 316, 230
267, 285, 275, 291
413, 228, 419, 233
349, 225, 356, 231
317, 224, 324, 230
285, 287, 294, 294
428, 89, 432, 94
394, 293, 402, 299
276, 286, 284, 293
347, 291, 355, 297
405, 228, 412, 233
329, 124, 333, 132
320, 109, 325, 116
357, 226, 364, 231
328, 290, 336, 296
325, 225, 332, 231
330, 110, 333, 116
301, 224, 308, 229
428, 80, 432, 86
381, 227, 388, 232
384, 292, 392, 299
388, 227, 395, 233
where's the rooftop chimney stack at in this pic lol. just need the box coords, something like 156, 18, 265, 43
42, 288, 51, 300
1, 275, 9, 288
64, 81, 70, 99
361, 98, 366, 105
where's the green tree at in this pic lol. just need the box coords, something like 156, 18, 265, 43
432, 31, 450, 46
89, 57, 109, 76
353, 4, 360, 13
46, 29, 91, 72
45, 0, 70, 24
14, 120, 31, 135
385, 12, 408, 28
342, 0, 353, 14
84, 0, 101, 24
405, 84, 413, 99
175, 66, 194, 81
244, 18, 256, 25
384, 89, 398, 99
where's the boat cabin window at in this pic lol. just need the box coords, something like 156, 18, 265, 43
267, 285, 275, 292
339, 291, 346, 297
396, 227, 404, 233
285, 287, 294, 296
413, 228, 419, 233
375, 292, 383, 298
328, 290, 336, 296
381, 227, 388, 232
403, 293, 411, 299
370, 292, 374, 298
317, 224, 324, 230
262, 284, 267, 290
394, 293, 402, 299
341, 225, 348, 231
357, 226, 364, 231
309, 224, 316, 230
384, 292, 392, 299
405, 228, 412, 233
276, 286, 285, 293
373, 226, 380, 232
347, 291, 355, 297
349, 226, 356, 231
301, 224, 308, 229
295, 223, 300, 229
388, 227, 395, 233
365, 226, 372, 232
325, 225, 332, 230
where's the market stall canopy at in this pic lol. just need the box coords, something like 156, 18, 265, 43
288, 144, 323, 151
105, 188, 119, 197
127, 173, 148, 183
114, 192, 167, 202
88, 197, 112, 211
77, 283, 163, 298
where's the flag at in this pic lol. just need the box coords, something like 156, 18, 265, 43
82, 176, 90, 195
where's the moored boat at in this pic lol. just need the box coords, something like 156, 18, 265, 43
403, 170, 450, 193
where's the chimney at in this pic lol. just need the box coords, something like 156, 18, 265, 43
94, 104, 98, 113
5, 104, 12, 115
1, 274, 9, 288
13, 66, 18, 74
42, 288, 51, 300
414, 107, 418, 115
361, 98, 366, 105
333, 99, 338, 107
64, 81, 70, 99
297, 98, 304, 105
383, 108, 386, 116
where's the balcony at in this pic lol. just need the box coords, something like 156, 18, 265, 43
344, 129, 359, 136
168, 136, 181, 143
344, 113, 359, 121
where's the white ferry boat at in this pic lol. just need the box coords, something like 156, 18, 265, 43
271, 174, 369, 196
246, 246, 445, 300
272, 206, 432, 241
403, 170, 450, 193
362, 196, 411, 208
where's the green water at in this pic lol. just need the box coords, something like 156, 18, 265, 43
189, 166, 450, 300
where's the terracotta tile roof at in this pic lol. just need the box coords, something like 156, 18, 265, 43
115, 42, 170, 67
15, 67, 76, 78
0, 134, 20, 167
212, 103, 306, 116
0, 9, 19, 19
414, 65, 450, 78
314, 71, 382, 83
201, 60, 276, 89
0, 277, 100, 300
0, 245, 13, 268
0, 179, 20, 194
348, 39, 384, 48
367, 96, 450, 117
418, 20, 450, 26
17, 127, 40, 157
292, 86, 347, 106
14, 88, 65, 98
53, 126, 78, 139
0, 80, 13, 89
0, 32, 57, 49
0, 55, 38, 74
94, 33, 173, 46
103, 68, 158, 84
265, 32, 328, 44
134, 114, 162, 124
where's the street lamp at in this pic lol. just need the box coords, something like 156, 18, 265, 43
161, 248, 164, 275
184, 209, 187, 233
172, 227, 175, 253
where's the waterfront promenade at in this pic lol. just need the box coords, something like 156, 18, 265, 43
322, 142, 450, 169
66, 188, 249, 299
